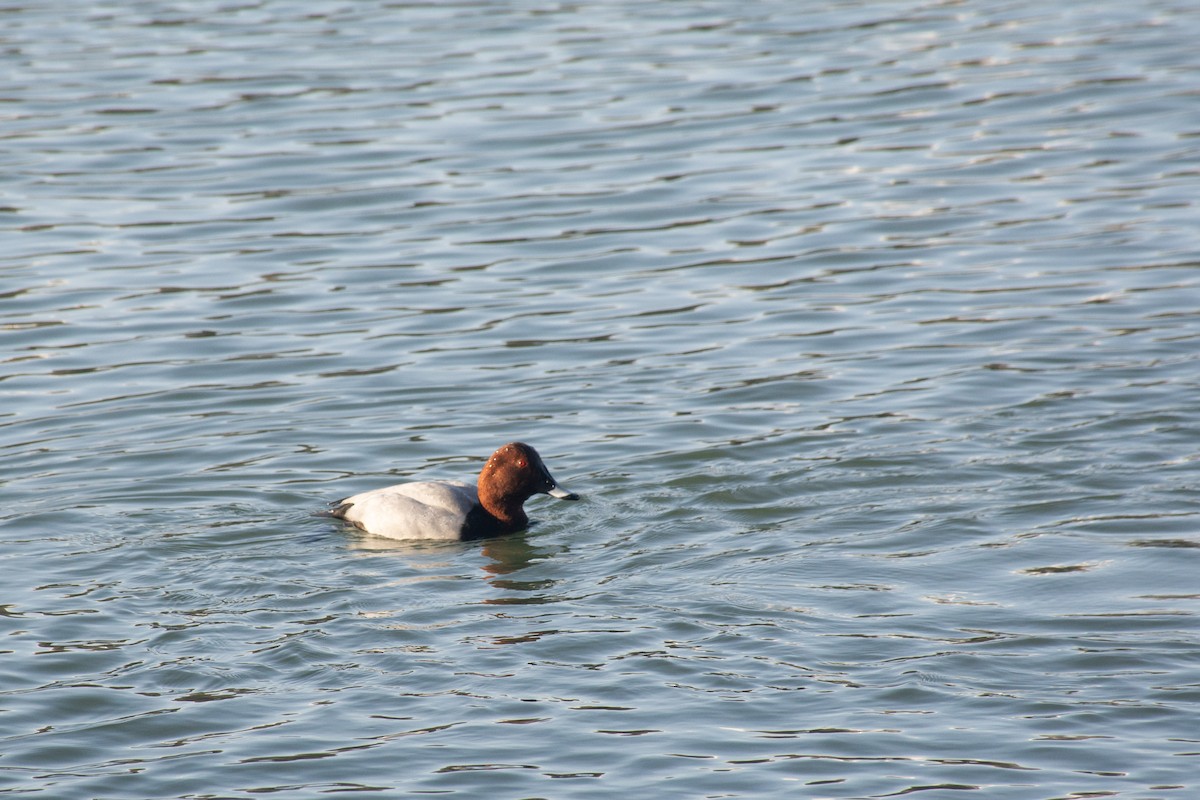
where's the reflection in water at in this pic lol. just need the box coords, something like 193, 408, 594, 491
345, 530, 559, 602
481, 535, 560, 604
480, 535, 549, 575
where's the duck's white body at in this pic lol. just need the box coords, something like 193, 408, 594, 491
335, 480, 477, 540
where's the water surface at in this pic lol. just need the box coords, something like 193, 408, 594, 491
2, 1, 1199, 797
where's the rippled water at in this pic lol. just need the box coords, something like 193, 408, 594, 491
3, 1, 1199, 797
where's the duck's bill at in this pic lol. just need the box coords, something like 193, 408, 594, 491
546, 484, 579, 501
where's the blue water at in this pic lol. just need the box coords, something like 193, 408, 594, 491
3, 1, 1199, 797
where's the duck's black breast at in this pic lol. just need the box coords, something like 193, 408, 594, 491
459, 504, 511, 541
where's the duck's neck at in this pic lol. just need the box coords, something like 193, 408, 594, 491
462, 503, 522, 541
477, 465, 530, 534
477, 485, 528, 532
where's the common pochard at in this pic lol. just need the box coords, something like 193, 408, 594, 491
328, 442, 577, 540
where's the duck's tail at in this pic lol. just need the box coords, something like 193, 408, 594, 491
315, 500, 353, 520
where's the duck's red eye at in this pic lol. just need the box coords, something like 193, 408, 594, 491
517, 459, 527, 469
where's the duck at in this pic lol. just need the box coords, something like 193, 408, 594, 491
327, 442, 578, 541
